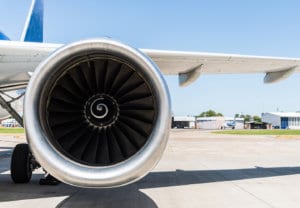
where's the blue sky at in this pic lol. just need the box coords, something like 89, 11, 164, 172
1, 0, 300, 116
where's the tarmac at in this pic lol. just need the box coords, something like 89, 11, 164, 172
1, 129, 300, 208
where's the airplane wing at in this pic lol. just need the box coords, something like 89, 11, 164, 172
0, 41, 60, 90
0, 40, 300, 90
143, 49, 300, 86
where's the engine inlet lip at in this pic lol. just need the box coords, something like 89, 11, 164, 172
24, 38, 171, 188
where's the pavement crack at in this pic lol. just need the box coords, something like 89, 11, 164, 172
231, 183, 275, 208
214, 169, 276, 208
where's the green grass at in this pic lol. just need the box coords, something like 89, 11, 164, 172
0, 127, 25, 134
213, 129, 300, 135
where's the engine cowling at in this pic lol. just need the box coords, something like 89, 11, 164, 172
24, 39, 171, 187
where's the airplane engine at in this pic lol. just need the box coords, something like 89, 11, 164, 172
23, 39, 171, 187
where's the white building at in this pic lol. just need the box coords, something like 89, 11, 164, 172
1, 118, 20, 127
172, 116, 196, 128
197, 117, 244, 130
262, 112, 300, 129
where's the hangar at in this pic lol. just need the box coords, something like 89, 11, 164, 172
262, 112, 300, 129
172, 116, 196, 128
197, 117, 244, 130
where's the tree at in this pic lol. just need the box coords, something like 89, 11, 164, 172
244, 114, 251, 122
216, 113, 223, 117
234, 113, 262, 123
198, 110, 223, 117
237, 114, 251, 122
253, 115, 262, 123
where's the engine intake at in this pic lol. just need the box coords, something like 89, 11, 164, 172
24, 39, 171, 187
46, 54, 157, 166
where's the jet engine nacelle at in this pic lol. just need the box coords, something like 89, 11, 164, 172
24, 39, 171, 187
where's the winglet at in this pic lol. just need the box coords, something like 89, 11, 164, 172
20, 0, 44, 42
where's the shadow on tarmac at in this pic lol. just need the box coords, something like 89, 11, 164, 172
0, 166, 300, 207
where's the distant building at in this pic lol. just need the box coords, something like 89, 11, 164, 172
172, 116, 196, 129
245, 121, 272, 129
262, 112, 300, 129
197, 117, 244, 130
1, 118, 20, 127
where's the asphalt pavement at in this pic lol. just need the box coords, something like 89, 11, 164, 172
1, 130, 300, 208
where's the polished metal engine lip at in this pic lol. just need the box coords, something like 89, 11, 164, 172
24, 38, 171, 188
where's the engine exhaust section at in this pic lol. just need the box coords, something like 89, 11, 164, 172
24, 39, 171, 187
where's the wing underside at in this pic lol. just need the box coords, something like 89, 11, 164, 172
0, 41, 59, 90
0, 40, 300, 90
143, 49, 300, 86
